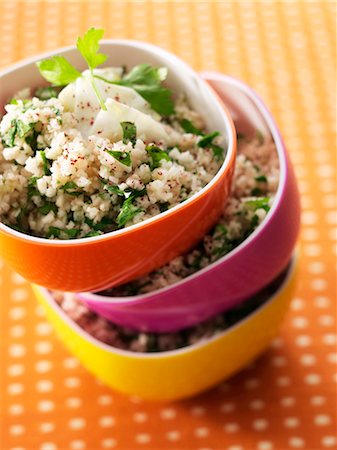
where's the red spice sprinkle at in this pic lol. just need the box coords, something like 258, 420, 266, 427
114, 95, 120, 102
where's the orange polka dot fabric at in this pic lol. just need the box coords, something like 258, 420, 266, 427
0, 1, 336, 449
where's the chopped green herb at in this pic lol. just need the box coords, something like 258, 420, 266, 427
105, 184, 126, 197
34, 87, 58, 100
146, 144, 171, 169
158, 202, 169, 213
36, 56, 81, 86
245, 197, 270, 212
47, 226, 81, 239
27, 176, 41, 198
179, 118, 203, 135
121, 121, 137, 146
2, 120, 17, 147
61, 181, 83, 196
105, 149, 132, 167
39, 150, 51, 175
84, 230, 102, 237
197, 131, 224, 160
255, 175, 267, 183
38, 202, 57, 215
116, 197, 142, 228
251, 187, 263, 196
17, 120, 33, 138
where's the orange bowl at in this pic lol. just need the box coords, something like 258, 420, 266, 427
0, 41, 236, 292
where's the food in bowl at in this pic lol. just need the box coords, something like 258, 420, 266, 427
53, 260, 290, 353
0, 28, 225, 239
94, 132, 278, 296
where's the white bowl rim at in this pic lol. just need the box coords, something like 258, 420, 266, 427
36, 252, 297, 360
0, 40, 235, 246
81, 71, 290, 303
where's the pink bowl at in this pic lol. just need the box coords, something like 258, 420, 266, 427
77, 73, 301, 332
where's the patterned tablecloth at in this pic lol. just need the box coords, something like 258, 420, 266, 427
0, 1, 336, 449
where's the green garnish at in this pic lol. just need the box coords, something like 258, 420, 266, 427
39, 150, 51, 175
255, 175, 267, 183
76, 27, 108, 111
2, 120, 17, 147
245, 197, 270, 212
179, 118, 203, 135
105, 149, 132, 167
38, 202, 57, 215
197, 131, 224, 160
34, 87, 58, 100
105, 185, 126, 197
251, 187, 263, 196
116, 197, 142, 228
146, 144, 171, 169
27, 176, 40, 198
84, 230, 102, 237
36, 56, 81, 86
61, 181, 83, 196
47, 226, 81, 239
121, 121, 137, 146
17, 120, 33, 138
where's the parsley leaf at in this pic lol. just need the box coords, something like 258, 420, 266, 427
39, 150, 51, 175
76, 28, 107, 70
38, 202, 57, 215
179, 118, 203, 135
116, 197, 142, 228
121, 121, 137, 146
47, 226, 81, 239
105, 149, 132, 167
197, 131, 224, 160
61, 181, 83, 196
76, 27, 107, 111
146, 144, 171, 169
245, 197, 270, 212
105, 184, 126, 197
27, 176, 41, 198
116, 64, 175, 116
36, 56, 81, 86
255, 175, 267, 183
2, 120, 17, 147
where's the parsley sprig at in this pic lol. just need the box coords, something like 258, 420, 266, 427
36, 28, 174, 115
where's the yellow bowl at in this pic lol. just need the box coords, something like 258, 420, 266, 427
32, 253, 298, 402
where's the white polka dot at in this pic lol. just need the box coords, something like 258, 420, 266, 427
314, 296, 330, 308
63, 357, 80, 369
101, 438, 117, 448
305, 373, 321, 385
9, 307, 26, 320
97, 395, 113, 405
321, 436, 336, 447
65, 397, 82, 408
302, 211, 317, 225
318, 315, 334, 326
69, 441, 85, 450
323, 333, 336, 345
326, 211, 337, 224
39, 422, 55, 433
35, 322, 52, 336
224, 423, 239, 433
11, 272, 26, 285
271, 338, 284, 348
194, 427, 209, 438
291, 298, 305, 310
9, 424, 25, 435
36, 380, 54, 393
69, 418, 86, 430
314, 414, 331, 426
8, 383, 24, 395
160, 408, 176, 419
295, 335, 312, 347
64, 377, 81, 388
304, 244, 322, 256
166, 430, 181, 441
8, 404, 24, 415
40, 443, 57, 450
244, 378, 260, 389
35, 341, 52, 354
252, 419, 269, 431
129, 395, 142, 404
11, 288, 28, 302
99, 416, 115, 428
7, 364, 25, 376
280, 396, 296, 407
276, 376, 291, 387
8, 344, 26, 358
289, 437, 305, 448
227, 446, 243, 450
327, 352, 337, 364
310, 395, 326, 406
38, 400, 55, 412
9, 325, 25, 338
284, 417, 300, 428
257, 441, 274, 450
300, 354, 316, 366
249, 400, 265, 410
190, 406, 205, 416
135, 433, 151, 444
292, 316, 309, 329
35, 360, 52, 373
220, 402, 236, 413
133, 412, 148, 423
272, 356, 287, 367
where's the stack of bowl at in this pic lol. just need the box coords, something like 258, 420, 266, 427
0, 43, 300, 401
